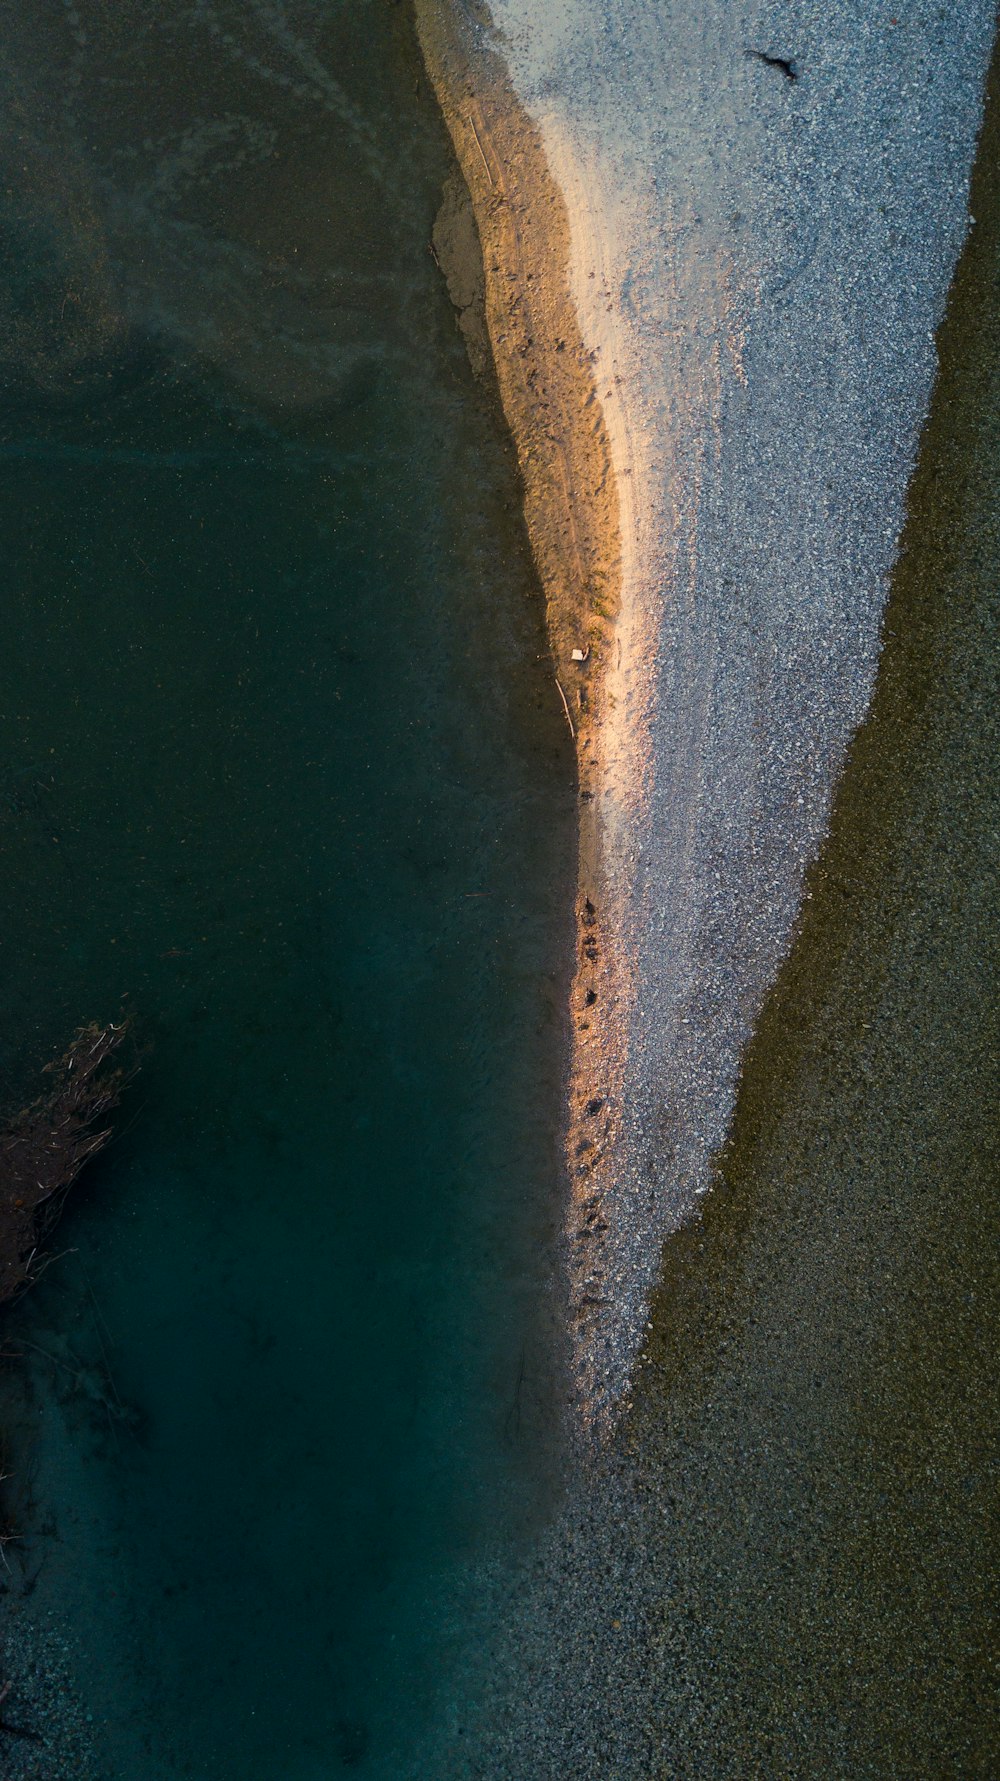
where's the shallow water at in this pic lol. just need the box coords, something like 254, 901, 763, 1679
0, 5, 573, 1775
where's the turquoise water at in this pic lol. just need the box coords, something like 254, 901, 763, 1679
0, 5, 573, 1774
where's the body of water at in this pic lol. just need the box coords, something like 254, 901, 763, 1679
0, 4, 574, 1775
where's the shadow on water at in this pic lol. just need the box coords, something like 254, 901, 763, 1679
631, 40, 1000, 1779
0, 3, 575, 1775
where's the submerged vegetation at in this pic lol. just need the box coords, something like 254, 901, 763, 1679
0, 1019, 134, 1751
0, 1021, 134, 1307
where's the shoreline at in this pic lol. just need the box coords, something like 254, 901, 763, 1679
414, 0, 647, 1422
411, 33, 1000, 1777
417, 0, 996, 1422
431, 40, 1000, 1768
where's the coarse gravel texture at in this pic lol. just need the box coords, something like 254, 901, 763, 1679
471, 0, 997, 1414
0, 1610, 104, 1781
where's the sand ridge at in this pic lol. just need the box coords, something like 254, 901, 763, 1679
416, 0, 802, 1419
416, 0, 644, 1398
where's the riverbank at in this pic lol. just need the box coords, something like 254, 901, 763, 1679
418, 0, 996, 1420
414, 6, 636, 1393
418, 28, 1000, 1775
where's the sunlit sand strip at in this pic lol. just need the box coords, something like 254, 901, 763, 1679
415, 0, 643, 1409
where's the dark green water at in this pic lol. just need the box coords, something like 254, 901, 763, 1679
0, 4, 573, 1775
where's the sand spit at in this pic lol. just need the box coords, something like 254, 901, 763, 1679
416, 2, 636, 1282
419, 0, 996, 1421
420, 53, 1000, 1763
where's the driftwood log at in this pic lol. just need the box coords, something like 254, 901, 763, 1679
0, 1020, 133, 1307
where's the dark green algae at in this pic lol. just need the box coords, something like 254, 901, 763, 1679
625, 45, 1000, 1780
